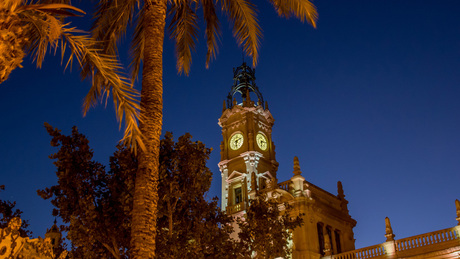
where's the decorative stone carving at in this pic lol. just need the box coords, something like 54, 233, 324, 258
272, 190, 281, 200
265, 178, 272, 190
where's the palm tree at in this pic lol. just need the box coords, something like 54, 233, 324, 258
0, 0, 141, 148
91, 0, 318, 257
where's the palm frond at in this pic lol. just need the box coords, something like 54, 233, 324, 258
17, 2, 86, 68
91, 0, 139, 56
58, 30, 144, 151
221, 0, 261, 66
36, 0, 73, 4
0, 0, 21, 11
269, 0, 318, 27
201, 0, 220, 69
21, 12, 56, 68
21, 8, 143, 152
18, 3, 85, 16
129, 9, 144, 83
169, 1, 199, 75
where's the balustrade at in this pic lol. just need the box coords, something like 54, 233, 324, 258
396, 227, 459, 252
327, 227, 460, 259
278, 180, 290, 191
226, 202, 245, 214
332, 244, 386, 259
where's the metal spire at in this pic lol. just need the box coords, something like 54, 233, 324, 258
226, 62, 264, 109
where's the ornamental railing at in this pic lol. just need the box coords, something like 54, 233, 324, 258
326, 226, 460, 259
278, 180, 290, 191
331, 243, 386, 259
395, 227, 459, 252
226, 202, 246, 214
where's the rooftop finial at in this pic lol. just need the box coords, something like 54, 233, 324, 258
385, 217, 395, 241
293, 156, 302, 176
337, 181, 345, 198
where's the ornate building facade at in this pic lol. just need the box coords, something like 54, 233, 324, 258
218, 63, 460, 259
0, 218, 66, 259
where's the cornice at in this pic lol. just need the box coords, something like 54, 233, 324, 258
219, 104, 274, 127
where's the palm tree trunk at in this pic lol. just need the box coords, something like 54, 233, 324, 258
131, 0, 167, 258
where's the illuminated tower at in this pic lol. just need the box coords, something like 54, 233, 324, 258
218, 62, 279, 215
218, 63, 357, 259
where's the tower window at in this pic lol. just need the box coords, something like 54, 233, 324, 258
234, 187, 242, 204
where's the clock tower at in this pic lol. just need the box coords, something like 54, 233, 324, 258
218, 62, 279, 215
218, 63, 357, 258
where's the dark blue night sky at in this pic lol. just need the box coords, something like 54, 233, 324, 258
1, 0, 459, 249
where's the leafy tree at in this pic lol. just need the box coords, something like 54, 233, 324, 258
237, 193, 304, 259
39, 125, 238, 258
0, 0, 141, 148
156, 132, 239, 258
0, 185, 32, 237
90, 0, 318, 256
38, 123, 132, 259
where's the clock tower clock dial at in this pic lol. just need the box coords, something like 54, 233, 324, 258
218, 62, 279, 216
229, 133, 244, 150
256, 133, 268, 151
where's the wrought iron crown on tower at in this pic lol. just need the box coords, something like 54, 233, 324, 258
226, 62, 264, 109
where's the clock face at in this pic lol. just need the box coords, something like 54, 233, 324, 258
256, 133, 268, 151
229, 133, 244, 150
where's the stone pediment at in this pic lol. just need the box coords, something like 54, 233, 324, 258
226, 170, 245, 183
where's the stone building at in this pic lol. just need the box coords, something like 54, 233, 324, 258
218, 62, 460, 259
0, 218, 66, 259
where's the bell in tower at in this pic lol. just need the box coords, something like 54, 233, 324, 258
218, 62, 279, 216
